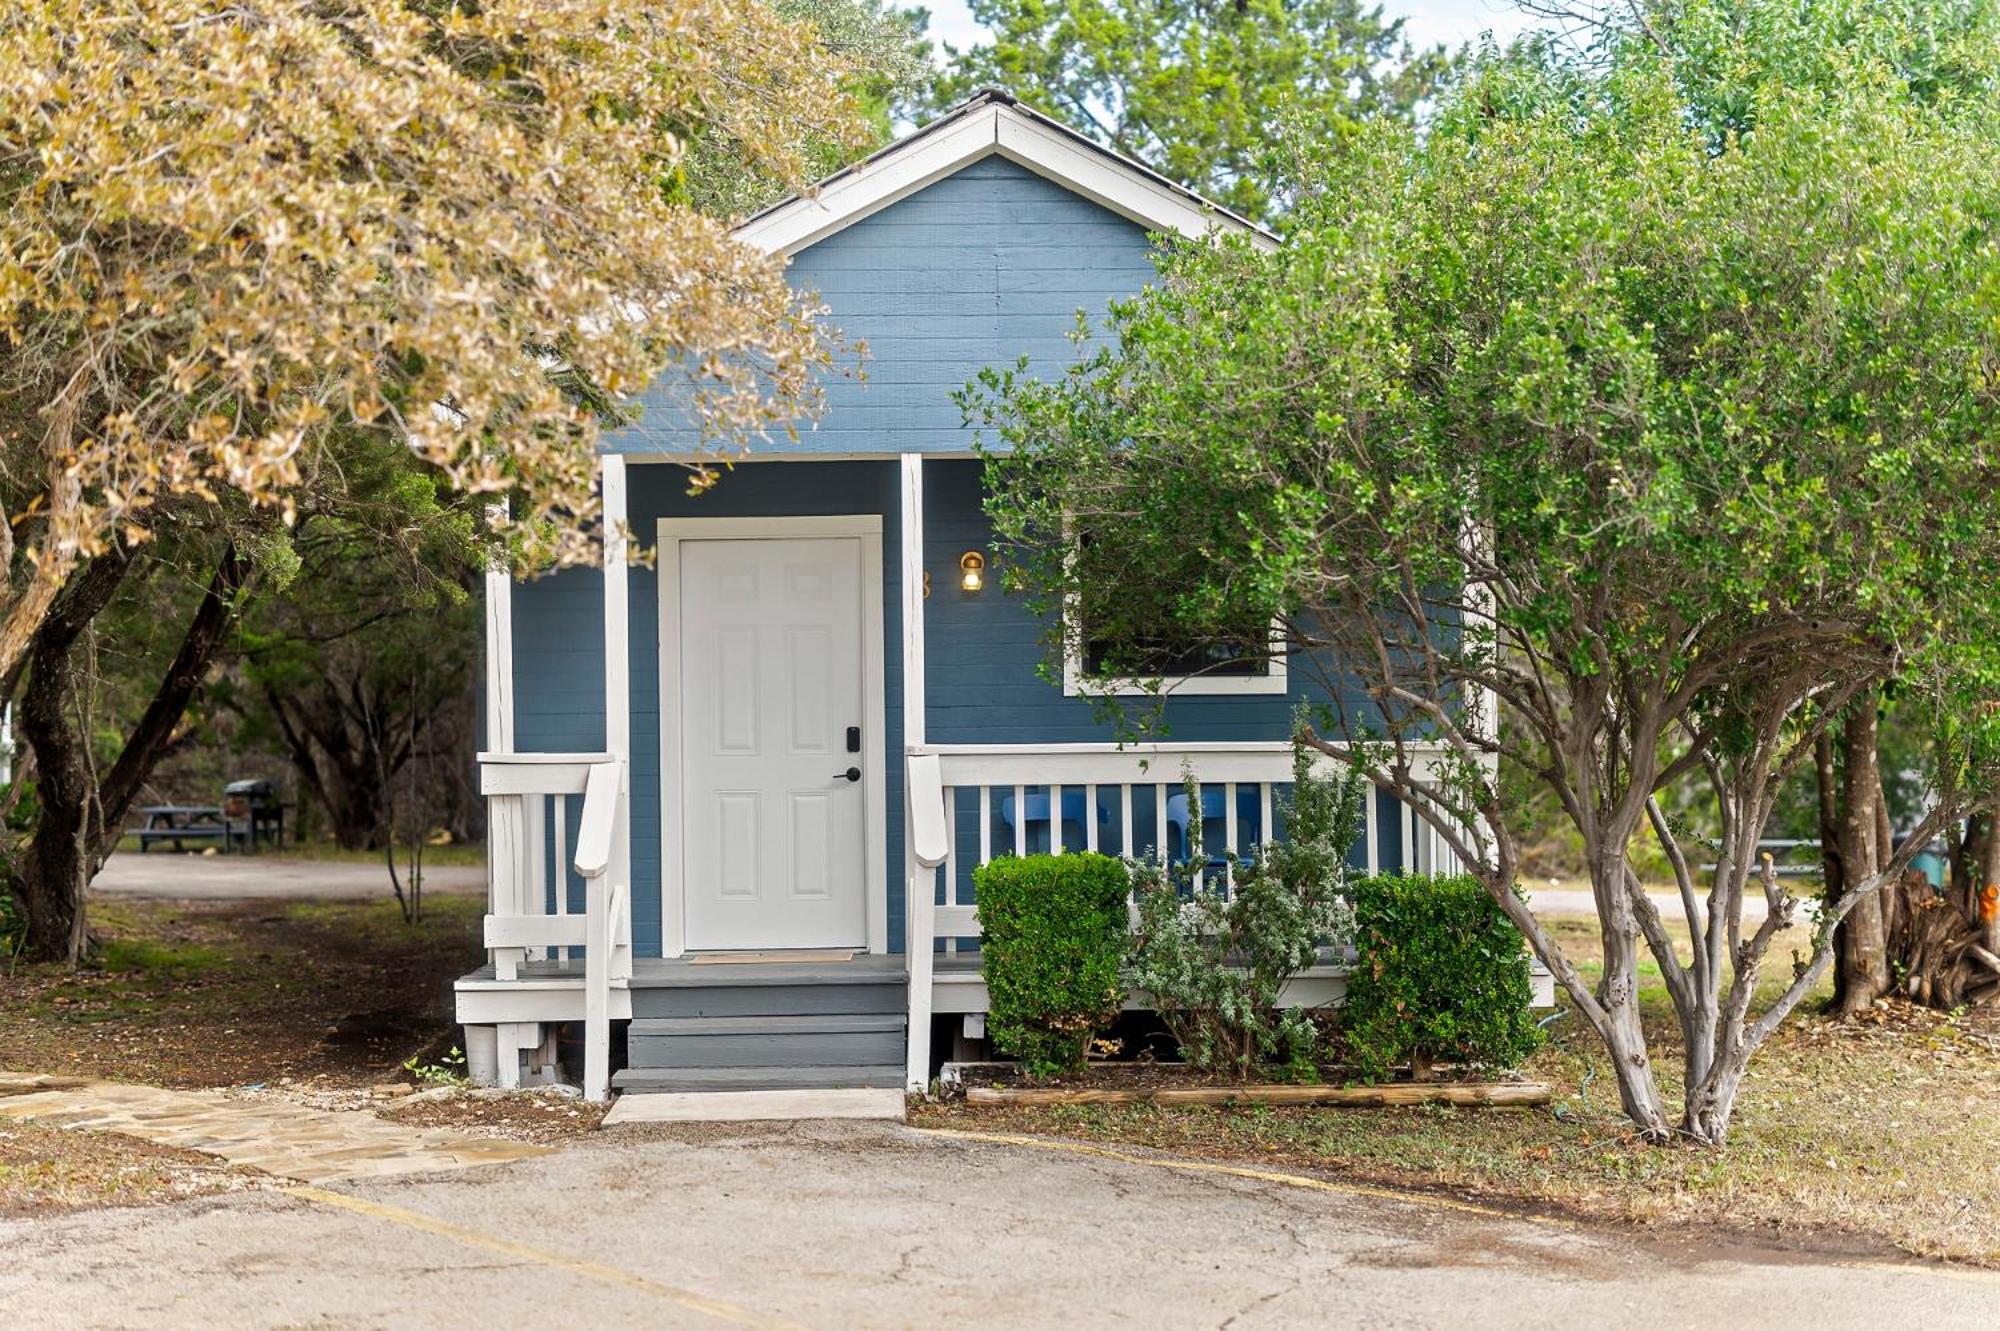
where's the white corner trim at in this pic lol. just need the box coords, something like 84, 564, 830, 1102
602, 457, 631, 762
736, 101, 1277, 258
899, 455, 927, 746
655, 514, 890, 960
483, 501, 514, 752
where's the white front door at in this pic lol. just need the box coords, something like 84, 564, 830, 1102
680, 536, 868, 951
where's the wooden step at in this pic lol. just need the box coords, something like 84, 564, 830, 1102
629, 980, 905, 1020
612, 1064, 907, 1093
627, 1013, 905, 1070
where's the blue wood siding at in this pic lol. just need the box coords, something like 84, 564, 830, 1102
608, 158, 1156, 456
923, 459, 1376, 742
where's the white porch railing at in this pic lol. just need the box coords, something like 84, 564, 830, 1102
902, 741, 1464, 1091
481, 751, 630, 1102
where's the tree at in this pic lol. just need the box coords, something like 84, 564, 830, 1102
926, 0, 1447, 221
223, 455, 484, 852
1532, 0, 2000, 1023
0, 0, 872, 963
685, 0, 931, 219
971, 2, 2000, 1143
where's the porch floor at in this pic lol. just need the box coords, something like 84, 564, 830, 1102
457, 952, 918, 990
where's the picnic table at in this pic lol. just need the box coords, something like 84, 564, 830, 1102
132, 805, 244, 853
131, 780, 287, 853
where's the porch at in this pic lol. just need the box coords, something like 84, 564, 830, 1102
456, 735, 1481, 1102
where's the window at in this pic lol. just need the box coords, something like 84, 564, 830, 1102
1063, 610, 1289, 697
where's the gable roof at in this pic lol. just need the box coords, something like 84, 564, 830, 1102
735, 89, 1279, 257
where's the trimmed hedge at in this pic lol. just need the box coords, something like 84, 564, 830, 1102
974, 852, 1130, 1079
1342, 873, 1543, 1082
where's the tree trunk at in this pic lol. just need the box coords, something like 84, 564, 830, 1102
9, 546, 246, 965
1833, 702, 1892, 1016
11, 551, 133, 964
1591, 862, 1672, 1139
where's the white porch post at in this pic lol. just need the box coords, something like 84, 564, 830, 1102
484, 502, 525, 982
900, 453, 933, 1092
483, 501, 516, 753
601, 455, 632, 983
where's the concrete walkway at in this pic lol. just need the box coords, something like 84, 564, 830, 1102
2, 1119, 1994, 1329
0, 1074, 547, 1184
91, 852, 485, 900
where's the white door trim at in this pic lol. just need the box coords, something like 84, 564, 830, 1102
657, 515, 888, 958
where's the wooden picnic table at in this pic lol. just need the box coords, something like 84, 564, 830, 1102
132, 805, 244, 853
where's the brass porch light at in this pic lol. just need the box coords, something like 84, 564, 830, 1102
958, 550, 987, 593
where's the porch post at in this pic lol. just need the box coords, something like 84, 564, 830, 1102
899, 453, 933, 1091
601, 455, 632, 982
483, 501, 523, 981
483, 500, 515, 753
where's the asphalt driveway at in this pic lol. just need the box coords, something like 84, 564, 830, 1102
91, 852, 485, 900
4, 1120, 1994, 1330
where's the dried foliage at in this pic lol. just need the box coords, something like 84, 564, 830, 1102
0, 0, 869, 687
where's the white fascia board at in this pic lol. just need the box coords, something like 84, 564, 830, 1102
992, 113, 1278, 253
736, 102, 1277, 258
737, 105, 1004, 257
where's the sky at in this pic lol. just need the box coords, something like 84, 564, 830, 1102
922, 1, 1542, 55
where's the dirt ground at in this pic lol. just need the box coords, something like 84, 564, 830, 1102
1, 895, 485, 1088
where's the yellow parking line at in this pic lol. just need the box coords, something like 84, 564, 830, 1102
283, 1185, 806, 1329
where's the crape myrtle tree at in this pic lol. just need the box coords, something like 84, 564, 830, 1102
0, 0, 873, 964
971, 3, 2000, 1142
928, 0, 1448, 222
1527, 4, 2000, 1015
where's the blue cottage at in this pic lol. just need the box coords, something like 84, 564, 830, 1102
458, 92, 1490, 1112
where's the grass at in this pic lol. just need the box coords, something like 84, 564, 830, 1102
914, 915, 2000, 1265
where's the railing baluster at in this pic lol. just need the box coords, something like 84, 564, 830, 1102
979, 785, 992, 866
1224, 781, 1238, 894
1084, 783, 1098, 853
1013, 784, 1027, 857
1258, 783, 1274, 862
1119, 784, 1134, 860
943, 786, 958, 960
1155, 784, 1168, 866
1365, 786, 1380, 875
552, 796, 569, 967
1050, 782, 1063, 854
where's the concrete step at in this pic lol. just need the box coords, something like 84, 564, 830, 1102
612, 1064, 906, 1093
628, 980, 906, 1020
603, 1088, 905, 1123
627, 1014, 905, 1070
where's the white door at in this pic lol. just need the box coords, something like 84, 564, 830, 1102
680, 537, 868, 951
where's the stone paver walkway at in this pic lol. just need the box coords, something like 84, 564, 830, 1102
0, 1073, 550, 1184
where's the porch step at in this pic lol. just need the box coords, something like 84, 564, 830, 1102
627, 1014, 905, 1070
611, 1065, 906, 1093
628, 978, 904, 1020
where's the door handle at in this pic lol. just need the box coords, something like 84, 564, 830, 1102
834, 767, 861, 783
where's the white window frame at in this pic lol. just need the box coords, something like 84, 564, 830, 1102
1060, 603, 1290, 698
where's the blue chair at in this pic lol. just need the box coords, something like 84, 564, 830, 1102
1166, 788, 1264, 878
999, 791, 1107, 855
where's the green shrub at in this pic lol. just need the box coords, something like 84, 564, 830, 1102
1342, 872, 1543, 1082
975, 851, 1131, 1079
1127, 739, 1363, 1080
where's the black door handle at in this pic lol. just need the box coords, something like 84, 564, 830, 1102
835, 767, 861, 783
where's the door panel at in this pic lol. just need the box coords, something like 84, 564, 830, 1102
681, 537, 867, 950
